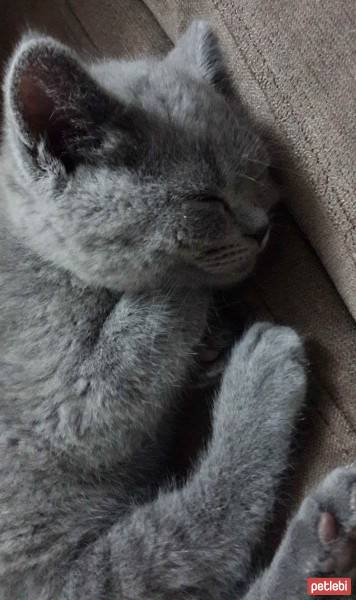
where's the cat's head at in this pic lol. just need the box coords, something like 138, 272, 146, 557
3, 22, 274, 291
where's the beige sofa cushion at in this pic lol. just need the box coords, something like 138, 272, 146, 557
0, 0, 170, 62
145, 0, 356, 321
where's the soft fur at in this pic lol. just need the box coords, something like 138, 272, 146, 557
0, 21, 355, 599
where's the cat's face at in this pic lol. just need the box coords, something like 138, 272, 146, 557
3, 22, 273, 291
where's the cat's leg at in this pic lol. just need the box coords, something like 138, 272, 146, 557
242, 466, 356, 600
44, 288, 209, 468
46, 323, 306, 599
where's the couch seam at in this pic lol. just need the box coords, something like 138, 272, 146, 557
313, 404, 353, 463
65, 0, 104, 54
312, 375, 356, 438
141, 0, 174, 45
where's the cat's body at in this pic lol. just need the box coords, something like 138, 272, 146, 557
0, 22, 355, 599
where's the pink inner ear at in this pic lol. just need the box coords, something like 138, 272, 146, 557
18, 72, 55, 138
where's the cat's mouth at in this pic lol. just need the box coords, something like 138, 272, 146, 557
188, 221, 270, 279
191, 240, 259, 278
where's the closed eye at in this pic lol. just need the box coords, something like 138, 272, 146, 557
190, 194, 233, 217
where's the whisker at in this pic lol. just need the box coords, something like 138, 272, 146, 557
236, 172, 258, 183
242, 157, 270, 168
244, 157, 300, 177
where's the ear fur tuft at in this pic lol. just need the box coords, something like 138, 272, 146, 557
169, 21, 233, 95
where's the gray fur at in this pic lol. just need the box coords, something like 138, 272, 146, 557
0, 21, 353, 599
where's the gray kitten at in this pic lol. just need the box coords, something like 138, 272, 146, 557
0, 20, 355, 599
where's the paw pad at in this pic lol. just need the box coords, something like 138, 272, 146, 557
318, 512, 338, 544
315, 474, 356, 575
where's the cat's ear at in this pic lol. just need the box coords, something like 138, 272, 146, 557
5, 34, 114, 173
168, 21, 232, 95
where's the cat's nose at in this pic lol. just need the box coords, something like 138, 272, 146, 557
249, 224, 270, 247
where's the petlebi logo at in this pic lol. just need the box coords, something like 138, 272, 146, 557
307, 577, 352, 596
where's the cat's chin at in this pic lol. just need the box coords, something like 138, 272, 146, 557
195, 252, 258, 287
204, 264, 256, 288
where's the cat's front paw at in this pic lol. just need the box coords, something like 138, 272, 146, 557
234, 322, 307, 418
297, 466, 356, 576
